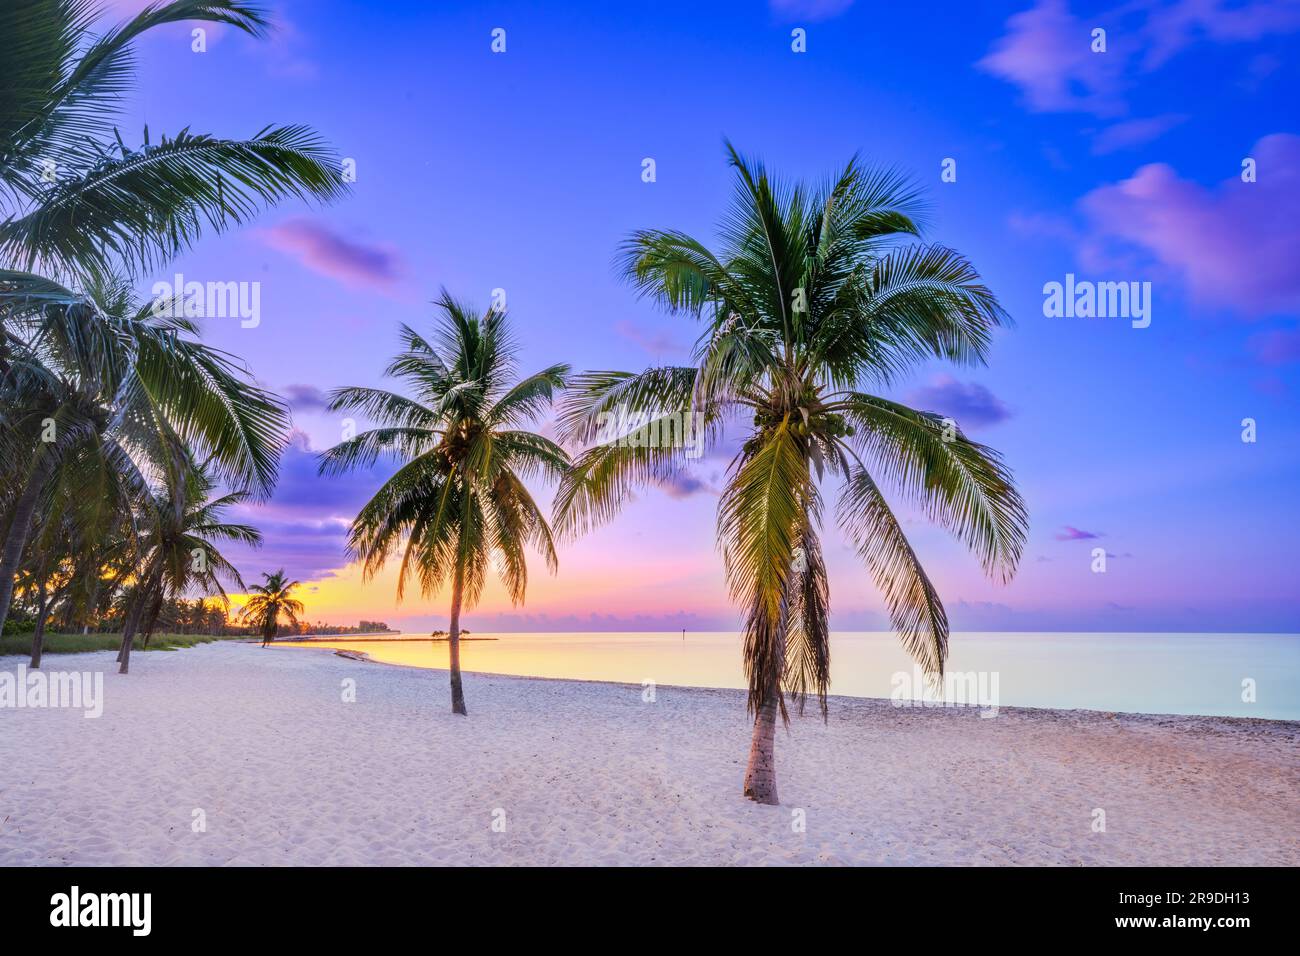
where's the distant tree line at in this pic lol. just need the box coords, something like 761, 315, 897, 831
2, 592, 392, 641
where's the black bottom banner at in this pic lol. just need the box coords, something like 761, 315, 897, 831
1, 865, 1287, 942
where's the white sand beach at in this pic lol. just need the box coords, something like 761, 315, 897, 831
1, 642, 1296, 866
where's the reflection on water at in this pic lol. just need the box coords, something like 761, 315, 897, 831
275, 631, 1300, 720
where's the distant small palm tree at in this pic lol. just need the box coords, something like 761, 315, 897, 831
241, 570, 303, 647
319, 291, 570, 715
556, 144, 1028, 803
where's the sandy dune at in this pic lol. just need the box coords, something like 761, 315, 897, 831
1, 642, 1296, 866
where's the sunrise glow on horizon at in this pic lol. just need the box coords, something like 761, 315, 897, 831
102, 0, 1299, 634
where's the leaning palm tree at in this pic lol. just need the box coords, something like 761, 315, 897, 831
240, 570, 303, 647
319, 292, 570, 715
555, 144, 1028, 804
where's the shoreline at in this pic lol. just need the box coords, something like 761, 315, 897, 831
3, 642, 1296, 865
273, 640, 1300, 726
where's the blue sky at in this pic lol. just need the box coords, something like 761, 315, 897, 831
104, 0, 1299, 631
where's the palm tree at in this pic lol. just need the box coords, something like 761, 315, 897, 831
240, 570, 303, 647
0, 1, 346, 283
117, 463, 259, 672
555, 145, 1028, 803
1, 275, 292, 638
319, 292, 570, 715
0, 0, 347, 634
15, 439, 102, 666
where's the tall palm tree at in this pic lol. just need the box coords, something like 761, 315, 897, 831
319, 292, 570, 715
240, 569, 303, 647
0, 0, 347, 633
555, 145, 1028, 803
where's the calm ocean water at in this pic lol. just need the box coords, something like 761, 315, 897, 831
277, 631, 1300, 720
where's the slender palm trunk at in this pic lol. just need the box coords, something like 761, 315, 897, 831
29, 581, 48, 669
116, 592, 142, 662
743, 684, 780, 804
447, 564, 467, 716
118, 585, 150, 674
140, 593, 162, 649
118, 613, 139, 673
0, 457, 48, 635
82, 573, 103, 635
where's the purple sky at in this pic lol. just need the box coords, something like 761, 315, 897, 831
104, 0, 1300, 632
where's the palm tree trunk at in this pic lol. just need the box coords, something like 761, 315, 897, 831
118, 587, 149, 674
29, 581, 48, 669
116, 593, 140, 662
743, 684, 780, 804
0, 456, 48, 635
140, 593, 162, 649
447, 564, 468, 716
82, 570, 105, 635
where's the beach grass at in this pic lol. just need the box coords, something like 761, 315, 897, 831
0, 632, 249, 657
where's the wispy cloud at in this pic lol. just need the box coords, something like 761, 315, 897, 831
905, 375, 1012, 428
283, 384, 332, 411
257, 218, 404, 293
1080, 133, 1300, 317
769, 0, 855, 21
616, 319, 687, 356
980, 0, 1300, 117
657, 471, 717, 499
1091, 113, 1187, 154
1141, 0, 1300, 68
977, 0, 1127, 116
1055, 525, 1103, 540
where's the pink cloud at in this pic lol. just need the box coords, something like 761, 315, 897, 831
905, 375, 1012, 428
1079, 133, 1300, 317
977, 0, 1127, 116
1142, 0, 1300, 68
980, 0, 1300, 116
258, 218, 404, 293
1055, 526, 1103, 540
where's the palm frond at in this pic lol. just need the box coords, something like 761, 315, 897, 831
718, 417, 810, 716
2, 125, 347, 275
838, 464, 948, 677
837, 392, 1027, 582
